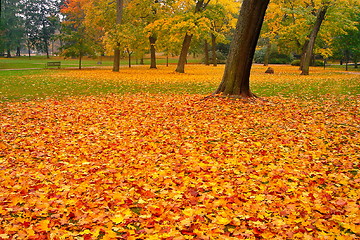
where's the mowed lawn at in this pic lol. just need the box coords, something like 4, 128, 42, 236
0, 65, 359, 239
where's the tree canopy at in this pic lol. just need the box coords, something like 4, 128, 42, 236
0, 0, 359, 74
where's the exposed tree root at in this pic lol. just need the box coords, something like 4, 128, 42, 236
201, 93, 269, 103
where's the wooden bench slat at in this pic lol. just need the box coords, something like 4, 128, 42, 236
46, 62, 61, 68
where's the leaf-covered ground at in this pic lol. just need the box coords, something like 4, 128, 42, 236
0, 66, 359, 239
1, 65, 359, 101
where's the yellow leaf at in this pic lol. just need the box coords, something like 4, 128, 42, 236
254, 194, 265, 201
111, 215, 124, 224
102, 230, 118, 240
182, 207, 195, 216
37, 219, 50, 231
26, 228, 36, 237
215, 216, 231, 225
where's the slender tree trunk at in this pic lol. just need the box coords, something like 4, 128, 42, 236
16, 46, 20, 57
264, 40, 271, 66
45, 40, 50, 59
204, 40, 209, 65
79, 52, 82, 70
214, 0, 269, 97
301, 6, 328, 75
211, 33, 217, 66
127, 48, 132, 68
176, 33, 193, 73
113, 0, 124, 72
354, 56, 358, 68
149, 35, 157, 69
345, 51, 349, 71
166, 52, 169, 67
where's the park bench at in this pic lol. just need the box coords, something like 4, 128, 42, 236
45, 61, 61, 69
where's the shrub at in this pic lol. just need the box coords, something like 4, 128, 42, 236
291, 59, 324, 66
291, 60, 301, 66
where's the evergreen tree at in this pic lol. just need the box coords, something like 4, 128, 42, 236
20, 0, 61, 58
0, 0, 24, 57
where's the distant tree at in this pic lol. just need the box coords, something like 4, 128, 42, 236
269, 0, 360, 74
204, 2, 237, 66
259, 1, 283, 66
0, 0, 24, 57
176, 0, 210, 73
60, 0, 96, 69
112, 0, 124, 72
300, 2, 330, 75
125, 0, 157, 69
20, 0, 60, 58
333, 13, 360, 70
214, 0, 269, 97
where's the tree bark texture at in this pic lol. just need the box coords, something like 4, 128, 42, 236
204, 40, 209, 65
301, 6, 328, 75
176, 33, 193, 73
113, 45, 121, 72
211, 33, 217, 66
214, 0, 269, 97
112, 0, 124, 72
127, 49, 132, 68
299, 39, 309, 70
149, 35, 157, 69
79, 51, 82, 70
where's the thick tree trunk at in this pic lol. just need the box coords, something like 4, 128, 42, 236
214, 0, 269, 97
299, 40, 309, 71
176, 33, 193, 73
149, 35, 157, 69
204, 40, 209, 65
301, 6, 328, 75
113, 45, 121, 72
211, 33, 217, 67
113, 0, 124, 72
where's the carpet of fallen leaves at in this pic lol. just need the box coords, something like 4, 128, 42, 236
0, 66, 360, 239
